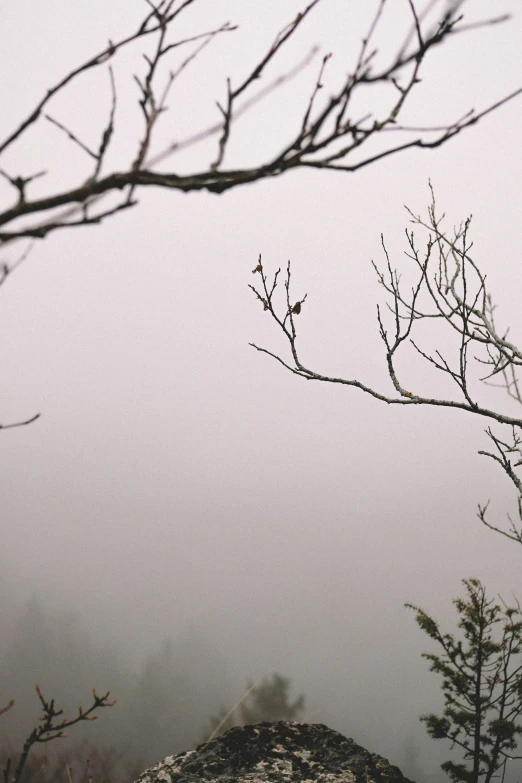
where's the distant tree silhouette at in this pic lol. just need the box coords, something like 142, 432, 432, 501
204, 673, 305, 740
239, 673, 305, 725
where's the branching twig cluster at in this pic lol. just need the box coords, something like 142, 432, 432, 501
1, 686, 116, 783
1, 0, 519, 247
2, 0, 521, 430
250, 186, 522, 543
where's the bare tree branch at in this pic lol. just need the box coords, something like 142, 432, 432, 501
2, 686, 116, 783
1, 1, 519, 247
2, 0, 521, 431
0, 700, 15, 718
250, 186, 522, 542
0, 242, 41, 428
0, 414, 41, 431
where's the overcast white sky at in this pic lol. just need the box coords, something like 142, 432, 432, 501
2, 1, 522, 778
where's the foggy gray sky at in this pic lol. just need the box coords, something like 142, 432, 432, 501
2, 1, 522, 779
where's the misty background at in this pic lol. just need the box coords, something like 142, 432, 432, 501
1, 1, 522, 781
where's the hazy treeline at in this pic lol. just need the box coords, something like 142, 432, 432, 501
0, 591, 436, 783
0, 595, 236, 773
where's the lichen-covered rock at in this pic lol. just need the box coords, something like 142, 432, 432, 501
136, 721, 416, 783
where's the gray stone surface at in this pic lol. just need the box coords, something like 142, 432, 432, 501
136, 721, 416, 783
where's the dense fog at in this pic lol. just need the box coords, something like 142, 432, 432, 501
2, 2, 522, 782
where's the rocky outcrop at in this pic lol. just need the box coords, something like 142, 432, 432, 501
136, 721, 416, 783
